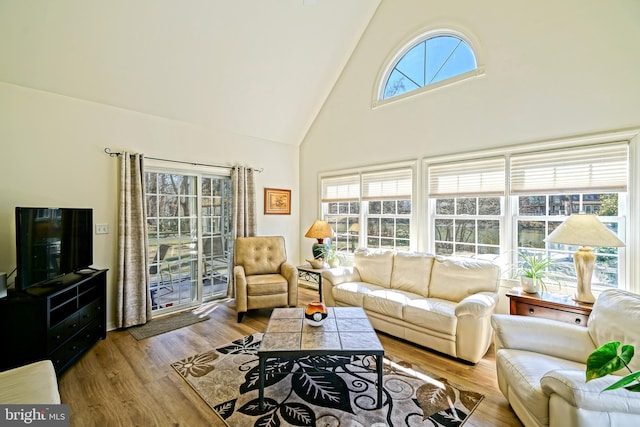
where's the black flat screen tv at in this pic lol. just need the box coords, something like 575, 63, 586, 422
15, 207, 93, 291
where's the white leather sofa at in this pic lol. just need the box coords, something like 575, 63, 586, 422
491, 289, 640, 427
321, 249, 500, 364
0, 360, 61, 404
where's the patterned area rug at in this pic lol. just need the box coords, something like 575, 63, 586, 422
171, 333, 483, 426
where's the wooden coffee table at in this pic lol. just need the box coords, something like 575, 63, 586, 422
258, 306, 384, 409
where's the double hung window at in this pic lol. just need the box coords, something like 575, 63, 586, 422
362, 169, 412, 250
427, 142, 628, 290
321, 166, 414, 253
429, 158, 505, 258
510, 143, 627, 288
322, 175, 360, 252
317, 136, 632, 291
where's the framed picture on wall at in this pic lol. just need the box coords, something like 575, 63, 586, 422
264, 188, 291, 215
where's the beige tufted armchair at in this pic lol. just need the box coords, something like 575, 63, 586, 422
233, 236, 298, 322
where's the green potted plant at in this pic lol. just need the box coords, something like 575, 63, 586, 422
586, 341, 640, 392
515, 252, 557, 294
320, 244, 341, 268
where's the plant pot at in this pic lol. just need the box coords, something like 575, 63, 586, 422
327, 257, 340, 268
520, 276, 541, 293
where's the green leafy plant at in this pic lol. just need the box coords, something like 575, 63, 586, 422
515, 252, 559, 292
586, 341, 640, 392
320, 244, 341, 267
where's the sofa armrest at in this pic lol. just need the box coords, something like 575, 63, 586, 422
321, 267, 361, 306
491, 314, 595, 363
541, 369, 640, 414
454, 292, 499, 363
322, 266, 360, 286
233, 265, 248, 313
281, 263, 298, 306
455, 292, 499, 317
0, 360, 60, 404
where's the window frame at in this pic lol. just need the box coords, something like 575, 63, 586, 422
316, 130, 639, 294
430, 196, 504, 259
375, 29, 484, 106
145, 160, 232, 315
511, 193, 627, 290
423, 133, 636, 294
319, 162, 418, 255
364, 198, 412, 251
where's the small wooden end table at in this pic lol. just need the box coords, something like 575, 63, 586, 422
506, 290, 593, 326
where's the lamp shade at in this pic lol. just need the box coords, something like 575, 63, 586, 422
304, 220, 335, 239
545, 213, 624, 248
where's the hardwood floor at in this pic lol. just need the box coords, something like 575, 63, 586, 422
58, 285, 523, 426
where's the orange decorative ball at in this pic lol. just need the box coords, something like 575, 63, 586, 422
304, 301, 328, 326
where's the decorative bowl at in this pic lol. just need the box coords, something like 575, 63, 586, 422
306, 258, 325, 269
304, 301, 328, 326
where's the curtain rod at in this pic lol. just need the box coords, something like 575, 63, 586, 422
104, 148, 263, 173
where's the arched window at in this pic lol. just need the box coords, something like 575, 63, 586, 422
381, 33, 477, 100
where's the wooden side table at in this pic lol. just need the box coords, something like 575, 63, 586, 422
506, 290, 593, 327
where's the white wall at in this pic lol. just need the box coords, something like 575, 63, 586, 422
0, 82, 299, 329
299, 0, 640, 260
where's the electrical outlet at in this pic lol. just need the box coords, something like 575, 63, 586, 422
95, 224, 109, 234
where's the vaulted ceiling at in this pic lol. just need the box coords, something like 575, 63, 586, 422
0, 0, 381, 146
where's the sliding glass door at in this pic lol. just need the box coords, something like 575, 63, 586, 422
201, 176, 232, 299
146, 170, 231, 314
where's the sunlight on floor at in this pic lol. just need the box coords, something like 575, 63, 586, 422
193, 298, 231, 317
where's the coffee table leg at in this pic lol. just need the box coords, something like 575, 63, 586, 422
376, 354, 383, 408
259, 355, 265, 410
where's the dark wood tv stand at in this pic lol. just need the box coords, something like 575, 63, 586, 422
0, 269, 107, 374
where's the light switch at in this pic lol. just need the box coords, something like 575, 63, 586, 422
95, 224, 109, 234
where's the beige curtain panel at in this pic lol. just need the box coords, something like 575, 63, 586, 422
227, 166, 257, 298
116, 152, 152, 328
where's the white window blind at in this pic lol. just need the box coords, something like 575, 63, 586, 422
510, 143, 628, 195
321, 175, 360, 202
428, 157, 505, 197
362, 168, 412, 200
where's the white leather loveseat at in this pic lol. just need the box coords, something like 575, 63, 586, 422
491, 289, 640, 427
322, 249, 501, 364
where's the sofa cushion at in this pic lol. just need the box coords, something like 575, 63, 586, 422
354, 249, 394, 288
428, 257, 500, 302
390, 251, 434, 297
246, 274, 288, 295
496, 348, 586, 427
363, 289, 418, 319
333, 282, 386, 307
403, 298, 457, 335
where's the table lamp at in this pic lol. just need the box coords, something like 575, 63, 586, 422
545, 212, 624, 304
305, 220, 335, 259
349, 222, 360, 251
